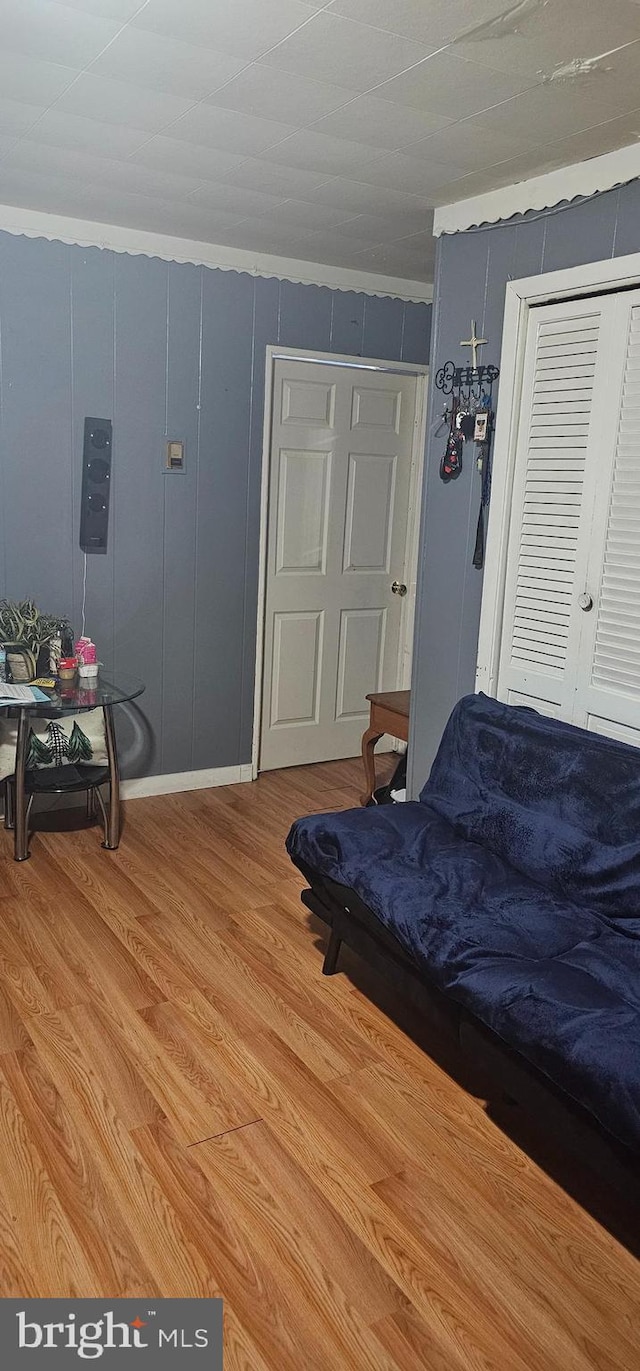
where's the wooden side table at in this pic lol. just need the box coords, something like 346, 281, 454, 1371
361, 689, 410, 806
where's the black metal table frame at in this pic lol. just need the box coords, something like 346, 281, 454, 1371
0, 671, 145, 855
5, 700, 121, 862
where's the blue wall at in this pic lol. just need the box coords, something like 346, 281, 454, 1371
0, 230, 431, 777
408, 179, 640, 791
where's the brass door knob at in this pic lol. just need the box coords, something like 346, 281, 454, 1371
391, 581, 407, 596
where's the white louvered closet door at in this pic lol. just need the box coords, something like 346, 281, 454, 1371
497, 295, 617, 720
574, 292, 640, 744
496, 289, 640, 744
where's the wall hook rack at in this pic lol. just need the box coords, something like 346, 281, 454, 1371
435, 361, 500, 401
434, 355, 500, 570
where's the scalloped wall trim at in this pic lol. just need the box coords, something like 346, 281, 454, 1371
0, 201, 433, 302
433, 141, 640, 237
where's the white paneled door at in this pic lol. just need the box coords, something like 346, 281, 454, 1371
495, 289, 640, 745
260, 357, 419, 770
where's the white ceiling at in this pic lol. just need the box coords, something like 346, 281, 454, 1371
2, 0, 640, 284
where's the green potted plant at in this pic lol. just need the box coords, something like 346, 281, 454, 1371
0, 598, 72, 678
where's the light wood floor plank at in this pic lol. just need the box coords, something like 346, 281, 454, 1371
375, 1167, 637, 1371
23, 1009, 220, 1294
195, 1124, 411, 1371
132, 1113, 342, 1371
140, 911, 365, 1083
196, 1035, 546, 1370
195, 1118, 404, 1325
0, 1043, 160, 1295
0, 757, 635, 1371
0, 1070, 100, 1295
0, 976, 32, 1053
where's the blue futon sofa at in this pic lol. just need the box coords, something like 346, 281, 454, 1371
287, 693, 640, 1165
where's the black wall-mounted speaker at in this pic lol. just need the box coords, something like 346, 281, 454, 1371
80, 417, 112, 553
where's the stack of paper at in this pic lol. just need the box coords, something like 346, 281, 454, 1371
0, 683, 51, 706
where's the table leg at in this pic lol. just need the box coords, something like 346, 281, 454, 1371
102, 703, 121, 850
361, 724, 383, 806
4, 778, 14, 831
14, 708, 30, 861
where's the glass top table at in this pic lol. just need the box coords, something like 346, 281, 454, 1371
1, 673, 145, 717
2, 672, 145, 861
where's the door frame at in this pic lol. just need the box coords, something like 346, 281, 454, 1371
252, 344, 429, 779
476, 248, 640, 699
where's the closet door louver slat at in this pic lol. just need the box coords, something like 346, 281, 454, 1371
592, 305, 640, 700
506, 312, 600, 678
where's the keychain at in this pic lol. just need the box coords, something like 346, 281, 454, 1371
456, 410, 476, 441
440, 431, 463, 482
473, 411, 489, 442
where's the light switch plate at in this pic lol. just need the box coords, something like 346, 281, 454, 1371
165, 439, 185, 471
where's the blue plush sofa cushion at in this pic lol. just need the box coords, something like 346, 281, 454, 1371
286, 800, 607, 972
286, 694, 640, 1152
422, 693, 640, 918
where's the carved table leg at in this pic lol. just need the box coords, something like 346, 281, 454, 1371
361, 724, 383, 806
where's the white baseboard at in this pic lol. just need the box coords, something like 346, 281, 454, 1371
121, 764, 253, 799
0, 764, 253, 820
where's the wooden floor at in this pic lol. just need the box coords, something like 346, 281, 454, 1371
0, 758, 638, 1369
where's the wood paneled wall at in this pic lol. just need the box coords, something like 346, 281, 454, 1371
0, 230, 431, 777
